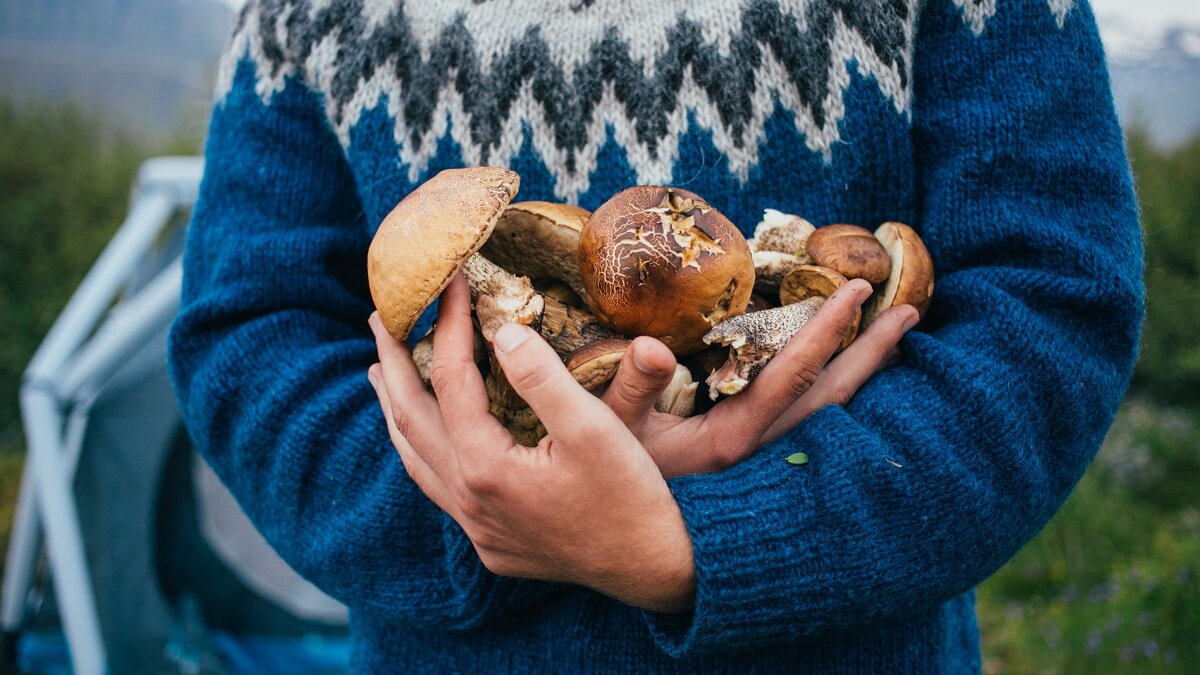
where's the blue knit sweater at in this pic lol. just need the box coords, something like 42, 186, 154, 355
168, 0, 1144, 671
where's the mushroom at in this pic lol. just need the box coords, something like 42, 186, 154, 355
577, 186, 755, 354
701, 298, 825, 399
481, 201, 592, 298
748, 210, 814, 295
804, 223, 891, 284
367, 167, 615, 353
367, 167, 618, 443
564, 339, 698, 416
779, 265, 860, 351
862, 222, 935, 327
750, 209, 816, 256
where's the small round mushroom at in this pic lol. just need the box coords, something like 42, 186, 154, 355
779, 265, 859, 351
577, 186, 755, 354
750, 209, 816, 256
565, 339, 631, 392
863, 222, 935, 327
805, 223, 892, 284
564, 338, 698, 417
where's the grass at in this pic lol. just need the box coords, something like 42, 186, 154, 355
0, 448, 24, 576
978, 397, 1200, 673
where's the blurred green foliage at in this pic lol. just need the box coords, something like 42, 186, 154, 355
1127, 130, 1200, 405
978, 400, 1200, 673
0, 98, 200, 450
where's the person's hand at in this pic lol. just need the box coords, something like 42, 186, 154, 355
367, 276, 695, 613
599, 281, 919, 477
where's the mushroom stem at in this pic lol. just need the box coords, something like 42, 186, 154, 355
462, 254, 617, 355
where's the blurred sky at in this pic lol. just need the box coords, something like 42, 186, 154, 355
1091, 0, 1200, 31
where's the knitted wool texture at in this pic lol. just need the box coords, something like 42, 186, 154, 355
168, 0, 1144, 671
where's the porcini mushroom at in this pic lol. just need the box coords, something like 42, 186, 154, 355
750, 209, 816, 256
779, 265, 860, 351
368, 166, 521, 340
367, 167, 614, 354
804, 223, 892, 284
577, 186, 755, 354
564, 339, 698, 416
702, 298, 824, 399
748, 210, 814, 295
862, 222, 935, 326
481, 201, 591, 298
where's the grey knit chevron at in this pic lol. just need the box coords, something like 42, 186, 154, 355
217, 0, 1071, 200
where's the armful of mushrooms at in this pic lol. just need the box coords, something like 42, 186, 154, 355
367, 167, 935, 445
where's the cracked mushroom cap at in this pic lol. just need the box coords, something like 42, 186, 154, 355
367, 166, 520, 340
577, 186, 754, 354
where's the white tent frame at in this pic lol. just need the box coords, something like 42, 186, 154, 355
1, 157, 204, 675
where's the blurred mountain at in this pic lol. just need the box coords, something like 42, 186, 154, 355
0, 0, 236, 138
1101, 18, 1200, 149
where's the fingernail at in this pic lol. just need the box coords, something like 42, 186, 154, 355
493, 323, 531, 354
366, 365, 379, 388
632, 345, 656, 374
901, 306, 920, 331
368, 312, 382, 334
838, 279, 870, 302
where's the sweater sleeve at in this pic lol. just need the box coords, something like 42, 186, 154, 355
644, 0, 1144, 657
166, 54, 553, 628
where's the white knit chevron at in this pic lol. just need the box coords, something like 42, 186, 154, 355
216, 0, 919, 201
1047, 0, 1076, 29
214, 0, 1069, 202
953, 0, 997, 35
954, 0, 1076, 35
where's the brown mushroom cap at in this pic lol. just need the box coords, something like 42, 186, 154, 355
577, 186, 755, 354
805, 223, 891, 284
779, 265, 859, 351
367, 167, 520, 340
564, 338, 630, 392
481, 201, 591, 297
863, 222, 935, 326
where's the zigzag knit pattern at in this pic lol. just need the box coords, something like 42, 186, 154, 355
219, 0, 1071, 199
169, 0, 1141, 672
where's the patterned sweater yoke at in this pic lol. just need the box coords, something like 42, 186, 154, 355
168, 0, 1144, 672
